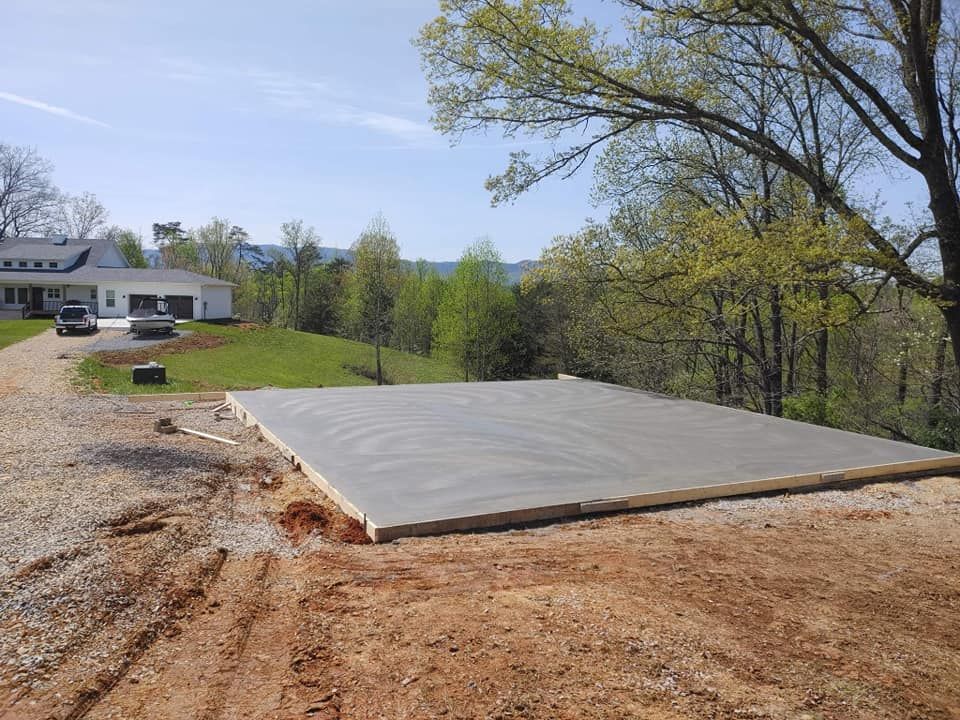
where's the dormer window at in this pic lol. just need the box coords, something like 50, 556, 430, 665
49, 262, 58, 269
18, 261, 26, 268
2, 261, 10, 267
33, 261, 43, 268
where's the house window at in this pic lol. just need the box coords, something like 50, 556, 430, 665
3, 288, 13, 304
89, 288, 97, 300
33, 261, 43, 268
16, 288, 26, 304
105, 289, 115, 308
18, 261, 26, 268
46, 288, 61, 300
2, 261, 10, 267
49, 262, 58, 269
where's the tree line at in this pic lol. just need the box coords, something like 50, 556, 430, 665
0, 141, 529, 384
411, 0, 960, 450
149, 213, 524, 385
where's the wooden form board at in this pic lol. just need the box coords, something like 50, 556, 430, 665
128, 391, 226, 403
226, 388, 960, 543
226, 393, 371, 531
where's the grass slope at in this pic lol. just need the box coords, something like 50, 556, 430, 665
78, 322, 461, 394
0, 319, 51, 351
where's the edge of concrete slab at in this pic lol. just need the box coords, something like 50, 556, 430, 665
227, 391, 960, 543
226, 392, 371, 532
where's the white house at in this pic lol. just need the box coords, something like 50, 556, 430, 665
0, 235, 234, 319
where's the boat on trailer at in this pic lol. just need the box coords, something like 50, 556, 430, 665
126, 296, 176, 335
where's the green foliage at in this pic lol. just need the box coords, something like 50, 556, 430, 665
783, 392, 837, 428
433, 238, 519, 381
279, 219, 320, 330
918, 409, 960, 452
393, 260, 445, 355
152, 221, 201, 271
348, 214, 402, 384
115, 230, 148, 268
350, 215, 402, 340
77, 322, 461, 394
193, 217, 235, 280
301, 262, 350, 336
0, 319, 50, 350
417, 0, 960, 382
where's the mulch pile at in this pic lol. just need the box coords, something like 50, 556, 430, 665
95, 334, 227, 366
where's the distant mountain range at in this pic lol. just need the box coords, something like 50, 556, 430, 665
143, 244, 536, 284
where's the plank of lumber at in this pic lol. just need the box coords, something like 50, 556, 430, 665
178, 427, 239, 445
128, 392, 226, 403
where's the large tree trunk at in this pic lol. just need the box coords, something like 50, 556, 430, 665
921, 137, 960, 374
375, 337, 383, 386
942, 301, 960, 382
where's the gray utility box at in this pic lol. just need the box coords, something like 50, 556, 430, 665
132, 364, 166, 384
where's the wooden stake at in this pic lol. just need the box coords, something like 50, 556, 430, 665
178, 427, 239, 445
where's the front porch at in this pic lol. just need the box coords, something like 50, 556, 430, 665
0, 283, 99, 318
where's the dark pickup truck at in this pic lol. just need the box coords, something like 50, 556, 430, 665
54, 304, 99, 335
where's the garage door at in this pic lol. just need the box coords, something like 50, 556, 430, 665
128, 294, 194, 318
129, 294, 152, 313
165, 295, 194, 319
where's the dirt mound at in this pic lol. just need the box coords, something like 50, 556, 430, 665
278, 501, 370, 545
95, 333, 227, 366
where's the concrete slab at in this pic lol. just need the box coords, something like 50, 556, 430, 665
228, 380, 960, 541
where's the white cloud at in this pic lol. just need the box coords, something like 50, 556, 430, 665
160, 57, 432, 143
0, 91, 110, 128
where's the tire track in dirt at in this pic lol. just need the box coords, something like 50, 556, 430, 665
14, 548, 229, 720
197, 554, 274, 720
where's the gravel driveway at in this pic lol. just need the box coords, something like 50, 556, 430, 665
0, 328, 290, 702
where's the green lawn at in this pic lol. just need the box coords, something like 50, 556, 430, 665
78, 322, 461, 394
0, 319, 51, 351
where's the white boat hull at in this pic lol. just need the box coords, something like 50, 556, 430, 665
127, 316, 175, 333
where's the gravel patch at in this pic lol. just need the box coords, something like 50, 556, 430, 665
85, 328, 193, 353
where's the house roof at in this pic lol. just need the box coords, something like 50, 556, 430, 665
0, 236, 119, 268
0, 243, 90, 261
66, 267, 235, 286
0, 236, 234, 286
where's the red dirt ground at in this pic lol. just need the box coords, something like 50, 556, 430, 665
279, 501, 370, 546
95, 333, 227, 366
4, 474, 958, 719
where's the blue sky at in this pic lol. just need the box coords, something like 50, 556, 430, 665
2, 1, 927, 262
1, 0, 599, 262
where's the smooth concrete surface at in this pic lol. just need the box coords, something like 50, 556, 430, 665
230, 380, 960, 537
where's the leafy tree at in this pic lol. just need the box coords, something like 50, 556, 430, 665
194, 216, 234, 280
115, 229, 148, 268
230, 225, 263, 272
393, 259, 445, 354
417, 0, 960, 379
350, 214, 402, 385
152, 221, 199, 271
279, 219, 320, 330
433, 237, 518, 381
301, 262, 350, 335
